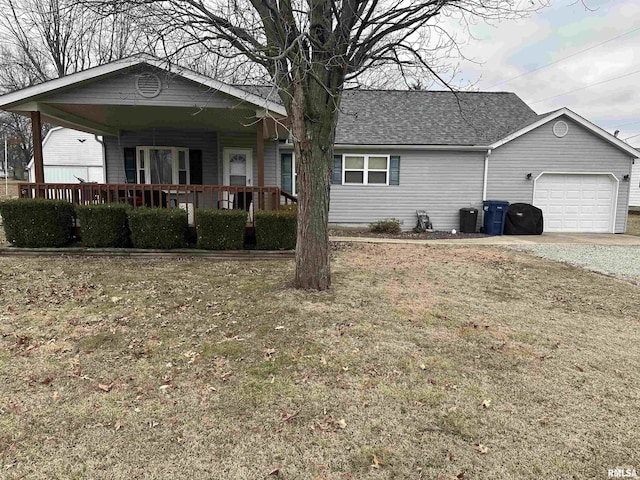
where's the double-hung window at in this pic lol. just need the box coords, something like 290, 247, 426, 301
343, 154, 390, 185
136, 147, 189, 184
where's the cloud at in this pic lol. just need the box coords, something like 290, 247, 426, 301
445, 0, 640, 140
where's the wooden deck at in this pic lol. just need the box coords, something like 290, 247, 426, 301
18, 183, 297, 227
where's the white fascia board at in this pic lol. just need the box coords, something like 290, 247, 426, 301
279, 143, 489, 151
490, 107, 640, 158
0, 54, 287, 117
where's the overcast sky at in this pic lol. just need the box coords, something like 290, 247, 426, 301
452, 0, 640, 145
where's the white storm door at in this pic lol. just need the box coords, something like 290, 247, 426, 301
223, 149, 253, 187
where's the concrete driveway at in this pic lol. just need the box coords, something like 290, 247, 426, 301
330, 233, 640, 246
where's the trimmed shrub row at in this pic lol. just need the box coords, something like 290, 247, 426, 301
0, 199, 75, 248
76, 204, 130, 248
196, 209, 246, 250
0, 199, 297, 250
255, 207, 297, 250
128, 208, 188, 249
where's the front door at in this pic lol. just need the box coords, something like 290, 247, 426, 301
223, 149, 253, 187
222, 148, 253, 210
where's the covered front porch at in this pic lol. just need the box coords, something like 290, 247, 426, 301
1, 56, 294, 227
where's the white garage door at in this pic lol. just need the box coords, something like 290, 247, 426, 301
533, 174, 617, 233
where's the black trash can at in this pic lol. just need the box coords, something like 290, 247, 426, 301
459, 208, 478, 233
482, 200, 510, 235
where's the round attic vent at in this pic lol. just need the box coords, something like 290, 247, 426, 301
135, 73, 162, 98
553, 120, 569, 138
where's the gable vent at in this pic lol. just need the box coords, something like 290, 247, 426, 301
135, 73, 162, 98
553, 120, 569, 138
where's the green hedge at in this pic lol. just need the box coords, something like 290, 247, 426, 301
77, 204, 131, 248
196, 209, 246, 250
128, 208, 188, 249
255, 207, 297, 250
0, 199, 75, 248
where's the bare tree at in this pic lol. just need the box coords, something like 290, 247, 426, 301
0, 0, 165, 176
77, 0, 550, 288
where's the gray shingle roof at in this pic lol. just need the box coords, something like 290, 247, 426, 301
239, 87, 539, 146
335, 90, 538, 145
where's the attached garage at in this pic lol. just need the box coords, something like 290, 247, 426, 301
533, 173, 617, 233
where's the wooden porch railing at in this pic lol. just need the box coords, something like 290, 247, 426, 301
18, 183, 297, 227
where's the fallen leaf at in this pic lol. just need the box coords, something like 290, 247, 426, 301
268, 466, 281, 476
481, 399, 491, 408
538, 416, 548, 425
114, 420, 123, 431
474, 444, 489, 454
574, 364, 585, 372
338, 418, 347, 429
98, 383, 113, 392
423, 425, 441, 432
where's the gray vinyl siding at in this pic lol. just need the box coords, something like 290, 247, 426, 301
329, 150, 485, 231
487, 116, 634, 233
104, 129, 218, 184
264, 141, 278, 187
45, 69, 238, 108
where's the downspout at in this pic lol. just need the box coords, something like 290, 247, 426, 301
482, 148, 492, 201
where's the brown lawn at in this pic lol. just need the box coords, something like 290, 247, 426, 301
0, 243, 639, 479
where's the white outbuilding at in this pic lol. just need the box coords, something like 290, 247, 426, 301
27, 127, 104, 183
630, 161, 640, 207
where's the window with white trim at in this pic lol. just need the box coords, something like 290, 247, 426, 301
342, 154, 390, 185
136, 146, 189, 184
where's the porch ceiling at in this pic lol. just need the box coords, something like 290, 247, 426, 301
44, 103, 259, 134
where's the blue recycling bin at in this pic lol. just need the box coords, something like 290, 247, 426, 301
483, 200, 510, 235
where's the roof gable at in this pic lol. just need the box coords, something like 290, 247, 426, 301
0, 55, 286, 116
490, 108, 640, 158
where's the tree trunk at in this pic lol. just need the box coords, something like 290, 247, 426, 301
290, 81, 338, 290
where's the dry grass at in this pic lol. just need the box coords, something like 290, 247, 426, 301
627, 212, 640, 236
0, 244, 639, 479
0, 180, 19, 203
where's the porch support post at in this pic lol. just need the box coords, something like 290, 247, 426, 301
30, 111, 44, 184
256, 118, 265, 187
